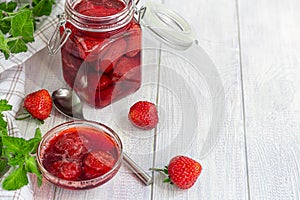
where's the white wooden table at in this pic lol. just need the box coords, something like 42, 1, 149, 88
15, 0, 299, 199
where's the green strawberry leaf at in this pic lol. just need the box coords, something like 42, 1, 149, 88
2, 165, 29, 190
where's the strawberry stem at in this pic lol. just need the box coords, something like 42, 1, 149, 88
150, 167, 173, 185
163, 178, 172, 183
149, 168, 165, 172
150, 166, 169, 175
35, 118, 44, 125
15, 114, 31, 120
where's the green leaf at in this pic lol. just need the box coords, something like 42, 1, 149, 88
0, 33, 10, 59
37, 174, 42, 187
0, 100, 12, 112
9, 9, 34, 43
6, 153, 24, 166
2, 136, 27, 153
7, 37, 28, 53
0, 119, 8, 137
34, 128, 42, 139
25, 156, 43, 186
2, 165, 28, 190
0, 139, 2, 155
0, 2, 17, 12
25, 156, 40, 175
0, 99, 45, 190
26, 138, 40, 154
0, 17, 11, 34
32, 0, 54, 17
24, 128, 42, 154
0, 1, 56, 59
18, 4, 31, 11
0, 157, 9, 175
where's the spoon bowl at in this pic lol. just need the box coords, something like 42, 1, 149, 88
52, 88, 83, 119
52, 88, 152, 186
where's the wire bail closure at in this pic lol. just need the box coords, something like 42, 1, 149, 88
137, 2, 196, 49
47, 13, 72, 55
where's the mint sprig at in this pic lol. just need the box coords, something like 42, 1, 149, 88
0, 99, 43, 190
0, 0, 56, 59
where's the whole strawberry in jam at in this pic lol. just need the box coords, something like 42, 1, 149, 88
151, 156, 202, 189
128, 101, 159, 130
112, 56, 141, 81
22, 89, 52, 122
83, 150, 116, 179
51, 161, 82, 181
53, 131, 88, 160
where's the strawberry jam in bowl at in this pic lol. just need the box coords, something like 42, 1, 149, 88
37, 120, 123, 190
58, 0, 141, 108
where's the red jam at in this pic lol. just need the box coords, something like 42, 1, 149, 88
61, 0, 141, 108
41, 127, 120, 181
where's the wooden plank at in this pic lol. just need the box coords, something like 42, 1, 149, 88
238, 0, 300, 199
16, 49, 67, 199
152, 0, 248, 199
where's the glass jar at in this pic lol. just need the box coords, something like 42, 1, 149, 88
50, 0, 141, 108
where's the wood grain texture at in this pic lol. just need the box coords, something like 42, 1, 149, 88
152, 0, 248, 199
238, 0, 300, 199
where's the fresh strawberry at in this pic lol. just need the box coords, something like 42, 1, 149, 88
83, 150, 116, 179
128, 101, 158, 130
21, 89, 52, 121
152, 156, 202, 189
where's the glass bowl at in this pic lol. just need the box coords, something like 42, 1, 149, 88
36, 120, 123, 190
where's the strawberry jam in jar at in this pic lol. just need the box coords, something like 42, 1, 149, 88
37, 120, 123, 190
54, 0, 141, 108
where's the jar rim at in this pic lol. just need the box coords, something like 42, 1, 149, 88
65, 0, 135, 32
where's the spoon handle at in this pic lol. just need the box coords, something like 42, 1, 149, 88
123, 153, 153, 186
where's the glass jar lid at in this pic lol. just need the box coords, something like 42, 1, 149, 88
139, 2, 196, 49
